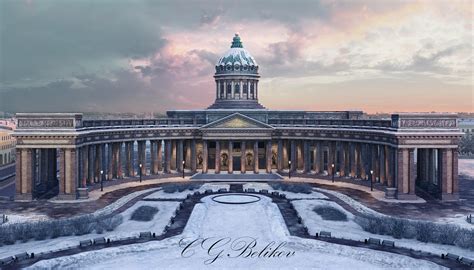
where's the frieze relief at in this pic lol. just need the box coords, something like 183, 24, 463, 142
18, 119, 74, 128
400, 119, 456, 128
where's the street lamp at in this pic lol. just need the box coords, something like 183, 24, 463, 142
331, 163, 335, 183
100, 170, 104, 191
370, 170, 374, 191
139, 163, 143, 183
182, 160, 185, 179
288, 160, 292, 179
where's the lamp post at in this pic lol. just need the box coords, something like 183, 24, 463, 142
288, 160, 292, 179
370, 170, 374, 191
331, 163, 335, 183
100, 170, 104, 191
182, 160, 185, 179
139, 163, 142, 183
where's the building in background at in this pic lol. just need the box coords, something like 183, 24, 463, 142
459, 119, 474, 137
0, 128, 16, 166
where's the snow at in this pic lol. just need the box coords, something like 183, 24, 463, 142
293, 198, 474, 259
29, 193, 446, 269
459, 159, 474, 179
0, 200, 179, 259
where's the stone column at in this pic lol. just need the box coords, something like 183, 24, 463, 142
283, 140, 288, 170
87, 145, 94, 184
107, 143, 113, 180
15, 148, 34, 200
370, 144, 377, 181
344, 142, 350, 177
290, 140, 296, 172
150, 141, 157, 174
296, 141, 302, 170
157, 140, 163, 172
117, 142, 123, 179
228, 141, 233, 174
385, 146, 393, 187
241, 141, 246, 173
81, 146, 89, 187
396, 148, 416, 200
191, 140, 197, 172
360, 144, 367, 179
253, 141, 259, 173
171, 140, 177, 170
125, 142, 134, 177
349, 143, 355, 178
202, 140, 208, 173
138, 141, 146, 175
440, 148, 459, 201
185, 140, 191, 170
94, 144, 101, 182
303, 140, 310, 173
177, 140, 184, 172
339, 143, 346, 177
266, 140, 272, 173
164, 140, 171, 173
58, 148, 78, 200
328, 141, 336, 175
315, 141, 322, 174
215, 141, 221, 174
378, 145, 385, 184
277, 140, 283, 172
111, 143, 118, 179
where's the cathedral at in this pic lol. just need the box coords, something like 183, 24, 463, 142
13, 34, 462, 201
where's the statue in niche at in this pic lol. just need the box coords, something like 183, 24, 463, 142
272, 151, 277, 165
221, 153, 228, 167
197, 151, 203, 165
246, 153, 253, 166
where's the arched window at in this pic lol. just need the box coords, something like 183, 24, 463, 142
0, 154, 3, 165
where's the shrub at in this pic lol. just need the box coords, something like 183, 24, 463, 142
269, 182, 312, 194
353, 212, 474, 250
162, 183, 202, 193
313, 206, 348, 221
98, 215, 123, 231
130, 206, 159, 222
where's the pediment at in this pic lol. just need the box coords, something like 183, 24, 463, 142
201, 113, 273, 129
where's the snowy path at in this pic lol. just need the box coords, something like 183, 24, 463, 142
28, 193, 445, 269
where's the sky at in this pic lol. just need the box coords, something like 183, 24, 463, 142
0, 0, 472, 114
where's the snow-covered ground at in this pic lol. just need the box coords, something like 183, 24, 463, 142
0, 198, 179, 259
459, 158, 474, 179
242, 182, 328, 199
29, 193, 445, 269
293, 198, 473, 258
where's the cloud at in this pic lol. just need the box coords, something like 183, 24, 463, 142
0, 0, 471, 113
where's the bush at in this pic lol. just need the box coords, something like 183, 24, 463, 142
162, 183, 202, 193
0, 212, 124, 245
130, 206, 159, 222
269, 182, 312, 194
354, 212, 474, 250
98, 215, 123, 231
313, 206, 347, 221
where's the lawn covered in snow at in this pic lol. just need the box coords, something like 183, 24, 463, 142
28, 193, 445, 269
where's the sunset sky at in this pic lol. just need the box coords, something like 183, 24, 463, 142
0, 0, 472, 113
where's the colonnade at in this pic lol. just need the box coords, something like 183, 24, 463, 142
216, 79, 258, 100
14, 139, 459, 201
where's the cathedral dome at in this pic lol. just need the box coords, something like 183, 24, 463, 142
215, 34, 258, 74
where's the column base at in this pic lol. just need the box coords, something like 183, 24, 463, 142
384, 187, 397, 199
15, 193, 33, 201
441, 193, 459, 201
397, 193, 417, 200
57, 193, 77, 200
77, 188, 89, 199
